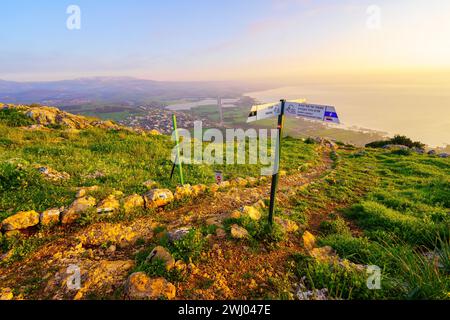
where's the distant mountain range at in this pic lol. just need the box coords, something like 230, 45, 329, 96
0, 77, 269, 106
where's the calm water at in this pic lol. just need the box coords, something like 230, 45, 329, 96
246, 84, 450, 147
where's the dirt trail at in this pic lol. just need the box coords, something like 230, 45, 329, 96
0, 147, 335, 300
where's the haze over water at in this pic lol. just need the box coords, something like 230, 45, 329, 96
246, 83, 450, 147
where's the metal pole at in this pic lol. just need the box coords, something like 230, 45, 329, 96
268, 99, 286, 226
172, 114, 184, 185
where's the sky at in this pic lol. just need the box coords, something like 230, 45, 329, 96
1, 0, 450, 82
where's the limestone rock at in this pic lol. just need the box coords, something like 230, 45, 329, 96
168, 227, 191, 242
229, 210, 241, 219
0, 288, 14, 300
302, 231, 316, 251
40, 208, 61, 226
233, 177, 248, 187
36, 166, 70, 181
143, 189, 174, 209
230, 224, 249, 239
216, 228, 226, 239
174, 184, 193, 200
149, 129, 161, 136
2, 210, 40, 231
275, 217, 299, 233
77, 223, 140, 247
61, 196, 96, 224
123, 194, 145, 213
192, 184, 207, 196
97, 195, 120, 214
146, 246, 175, 270
218, 181, 230, 190
242, 206, 261, 221
125, 273, 176, 300
76, 186, 99, 198
209, 184, 220, 193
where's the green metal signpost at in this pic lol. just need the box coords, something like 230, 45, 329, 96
172, 114, 184, 185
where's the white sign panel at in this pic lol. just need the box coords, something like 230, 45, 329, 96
246, 102, 281, 123
247, 99, 340, 124
284, 102, 340, 124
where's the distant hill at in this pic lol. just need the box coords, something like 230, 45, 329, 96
0, 77, 269, 106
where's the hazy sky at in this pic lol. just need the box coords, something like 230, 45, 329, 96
1, 0, 450, 82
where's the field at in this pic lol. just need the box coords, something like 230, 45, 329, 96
0, 106, 449, 300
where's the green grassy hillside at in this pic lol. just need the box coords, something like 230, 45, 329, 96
0, 104, 448, 300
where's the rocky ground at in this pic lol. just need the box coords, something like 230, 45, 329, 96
0, 145, 355, 300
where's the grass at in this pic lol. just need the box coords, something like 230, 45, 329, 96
289, 148, 450, 299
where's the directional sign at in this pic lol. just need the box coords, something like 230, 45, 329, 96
284, 101, 340, 124
246, 102, 282, 123
247, 99, 339, 124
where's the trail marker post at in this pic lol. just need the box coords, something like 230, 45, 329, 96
247, 99, 340, 227
268, 99, 286, 227
172, 114, 184, 185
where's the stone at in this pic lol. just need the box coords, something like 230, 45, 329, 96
36, 166, 70, 181
411, 147, 425, 154
192, 184, 207, 196
68, 260, 134, 300
0, 287, 14, 300
229, 210, 241, 219
149, 129, 161, 136
438, 153, 449, 158
209, 184, 220, 193
76, 186, 99, 198
230, 224, 249, 239
233, 177, 248, 187
296, 281, 328, 300
427, 150, 436, 155
206, 217, 223, 227
167, 227, 191, 242
246, 177, 258, 186
216, 228, 226, 239
242, 206, 261, 221
123, 194, 145, 213
40, 208, 61, 226
61, 196, 96, 224
275, 217, 299, 233
142, 180, 158, 190
125, 273, 176, 300
174, 184, 193, 200
302, 231, 316, 251
97, 195, 120, 214
1, 210, 40, 231
77, 223, 139, 247
85, 171, 105, 179
76, 188, 86, 198
143, 189, 174, 209
382, 144, 410, 150
146, 246, 175, 270
218, 181, 230, 190
174, 260, 187, 272
254, 200, 266, 209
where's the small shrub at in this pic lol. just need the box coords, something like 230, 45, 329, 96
0, 109, 34, 127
